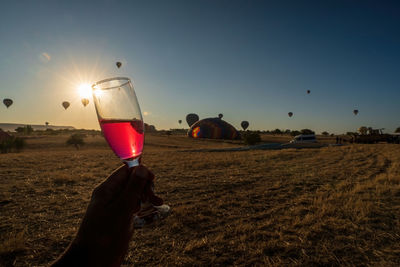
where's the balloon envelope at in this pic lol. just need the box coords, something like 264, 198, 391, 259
3, 98, 13, 108
188, 118, 240, 140
307, 90, 311, 94
62, 101, 70, 110
186, 113, 199, 127
353, 109, 359, 115
81, 98, 89, 107
116, 62, 122, 68
241, 121, 249, 130
218, 113, 223, 119
288, 112, 293, 117
178, 120, 182, 124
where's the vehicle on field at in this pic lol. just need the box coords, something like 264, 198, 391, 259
290, 134, 317, 143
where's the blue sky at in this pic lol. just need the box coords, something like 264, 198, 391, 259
0, 0, 399, 133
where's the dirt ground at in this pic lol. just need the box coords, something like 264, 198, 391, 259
0, 134, 399, 266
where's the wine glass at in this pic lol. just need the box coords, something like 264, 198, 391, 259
92, 77, 144, 168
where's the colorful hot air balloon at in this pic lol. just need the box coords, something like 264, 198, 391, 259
186, 113, 199, 127
178, 120, 182, 124
218, 113, 223, 119
81, 98, 89, 107
307, 90, 311, 94
353, 109, 359, 115
3, 98, 13, 108
116, 62, 122, 68
288, 112, 293, 117
62, 101, 70, 110
241, 121, 249, 131
188, 118, 240, 140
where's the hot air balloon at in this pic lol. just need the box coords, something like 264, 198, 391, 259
186, 113, 199, 127
45, 122, 49, 127
62, 101, 70, 110
81, 98, 89, 107
241, 121, 249, 131
188, 118, 240, 140
116, 62, 122, 68
353, 109, 359, 115
3, 98, 13, 108
307, 90, 311, 94
218, 113, 223, 119
178, 120, 182, 124
288, 112, 293, 117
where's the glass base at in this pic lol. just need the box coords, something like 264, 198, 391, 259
124, 158, 140, 168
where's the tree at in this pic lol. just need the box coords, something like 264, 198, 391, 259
15, 125, 33, 135
272, 129, 282, 135
66, 134, 85, 150
395, 127, 400, 133
290, 130, 301, 136
321, 131, 329, 136
358, 126, 368, 135
301, 129, 315, 135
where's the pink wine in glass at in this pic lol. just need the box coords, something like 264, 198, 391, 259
100, 119, 144, 161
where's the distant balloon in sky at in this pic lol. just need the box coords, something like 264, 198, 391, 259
45, 122, 49, 127
116, 62, 122, 68
178, 120, 182, 124
241, 121, 249, 131
62, 101, 70, 110
353, 109, 359, 115
307, 90, 311, 94
81, 98, 89, 107
288, 112, 293, 117
186, 113, 199, 127
218, 113, 223, 119
3, 98, 13, 108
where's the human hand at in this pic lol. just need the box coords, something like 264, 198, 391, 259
52, 165, 162, 267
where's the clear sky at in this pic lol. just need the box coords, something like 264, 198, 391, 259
0, 0, 399, 134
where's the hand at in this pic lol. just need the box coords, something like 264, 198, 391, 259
52, 165, 161, 267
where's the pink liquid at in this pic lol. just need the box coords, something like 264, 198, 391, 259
100, 119, 144, 160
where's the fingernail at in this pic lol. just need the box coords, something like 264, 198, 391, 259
135, 166, 148, 179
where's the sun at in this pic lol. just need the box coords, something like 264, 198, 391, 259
77, 83, 92, 99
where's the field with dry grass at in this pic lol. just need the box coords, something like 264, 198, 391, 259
1, 134, 399, 266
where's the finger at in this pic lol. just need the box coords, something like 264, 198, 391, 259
148, 188, 164, 206
119, 165, 151, 214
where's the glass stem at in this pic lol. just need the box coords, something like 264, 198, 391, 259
124, 158, 140, 168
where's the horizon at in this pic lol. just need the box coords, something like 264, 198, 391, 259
1, 0, 399, 134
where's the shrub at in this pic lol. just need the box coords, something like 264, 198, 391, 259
13, 137, 26, 152
321, 131, 329, 136
0, 137, 26, 153
242, 131, 261, 145
300, 129, 315, 135
66, 134, 85, 150
395, 127, 400, 133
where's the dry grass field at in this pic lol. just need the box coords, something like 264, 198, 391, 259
1, 134, 399, 266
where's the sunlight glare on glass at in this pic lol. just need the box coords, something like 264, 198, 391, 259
93, 88, 103, 97
78, 83, 92, 99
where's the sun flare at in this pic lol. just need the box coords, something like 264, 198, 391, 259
77, 83, 92, 99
